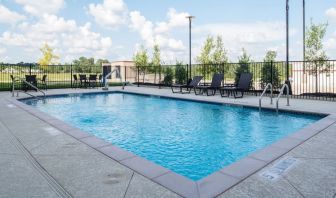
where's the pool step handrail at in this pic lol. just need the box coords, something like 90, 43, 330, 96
12, 78, 46, 98
103, 68, 125, 90
259, 83, 273, 111
276, 83, 290, 113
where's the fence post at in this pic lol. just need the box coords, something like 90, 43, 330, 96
29, 64, 32, 76
137, 66, 140, 87
124, 66, 127, 83
70, 64, 73, 88
270, 61, 273, 86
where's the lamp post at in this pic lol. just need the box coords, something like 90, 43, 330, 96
303, 0, 306, 73
186, 15, 195, 81
285, 0, 292, 94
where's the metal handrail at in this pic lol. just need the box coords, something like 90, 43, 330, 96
259, 83, 273, 111
12, 78, 46, 98
276, 84, 290, 113
103, 68, 125, 90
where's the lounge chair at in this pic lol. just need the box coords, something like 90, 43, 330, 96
171, 76, 203, 94
73, 74, 79, 88
220, 73, 253, 98
194, 73, 223, 96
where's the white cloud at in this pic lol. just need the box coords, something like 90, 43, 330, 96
14, 0, 64, 17
0, 15, 113, 62
154, 8, 189, 34
88, 0, 127, 28
193, 22, 297, 61
326, 7, 336, 19
0, 5, 26, 24
129, 9, 186, 61
0, 47, 6, 54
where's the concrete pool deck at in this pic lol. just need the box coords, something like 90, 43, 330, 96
0, 86, 336, 198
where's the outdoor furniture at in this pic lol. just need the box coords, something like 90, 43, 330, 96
79, 74, 88, 88
98, 74, 103, 87
38, 75, 47, 90
220, 73, 253, 98
88, 74, 97, 88
194, 73, 224, 96
171, 76, 203, 94
24, 75, 37, 91
73, 74, 79, 88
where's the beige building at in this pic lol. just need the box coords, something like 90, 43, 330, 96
102, 61, 137, 83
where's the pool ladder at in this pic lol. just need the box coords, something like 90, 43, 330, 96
259, 83, 290, 113
12, 77, 46, 98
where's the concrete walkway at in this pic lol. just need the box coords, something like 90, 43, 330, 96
0, 87, 336, 197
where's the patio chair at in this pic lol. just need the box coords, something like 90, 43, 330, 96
171, 76, 203, 94
79, 74, 88, 88
24, 75, 37, 92
73, 74, 79, 88
98, 74, 103, 87
194, 73, 224, 96
89, 74, 97, 88
38, 74, 47, 90
220, 73, 253, 98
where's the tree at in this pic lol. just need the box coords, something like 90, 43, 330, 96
261, 51, 281, 89
212, 36, 229, 64
235, 48, 252, 84
72, 57, 108, 73
196, 36, 214, 64
72, 57, 95, 73
150, 44, 161, 83
175, 61, 188, 84
38, 43, 60, 68
133, 45, 149, 83
196, 35, 229, 77
305, 20, 329, 74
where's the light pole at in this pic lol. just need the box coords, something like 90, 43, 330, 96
186, 15, 195, 82
285, 0, 292, 94
303, 0, 306, 73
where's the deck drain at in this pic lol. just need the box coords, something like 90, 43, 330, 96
260, 157, 298, 181
43, 127, 62, 136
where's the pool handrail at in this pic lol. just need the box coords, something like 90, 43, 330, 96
259, 83, 273, 111
276, 83, 290, 113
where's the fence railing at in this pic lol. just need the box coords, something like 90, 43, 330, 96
1, 61, 335, 101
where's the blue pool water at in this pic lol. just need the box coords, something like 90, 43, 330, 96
23, 93, 322, 180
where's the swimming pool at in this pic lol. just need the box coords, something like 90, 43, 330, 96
22, 92, 322, 181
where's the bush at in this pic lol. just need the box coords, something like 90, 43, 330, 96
261, 61, 281, 89
163, 67, 173, 86
175, 65, 187, 84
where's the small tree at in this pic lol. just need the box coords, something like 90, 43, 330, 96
175, 61, 188, 84
305, 20, 329, 73
162, 67, 173, 86
196, 36, 214, 65
261, 51, 281, 89
133, 45, 149, 83
38, 43, 60, 69
235, 48, 252, 84
150, 44, 161, 83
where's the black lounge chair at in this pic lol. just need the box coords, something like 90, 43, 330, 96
89, 74, 97, 88
171, 76, 203, 94
194, 73, 223, 96
220, 73, 253, 98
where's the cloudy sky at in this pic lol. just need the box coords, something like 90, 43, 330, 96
0, 0, 335, 64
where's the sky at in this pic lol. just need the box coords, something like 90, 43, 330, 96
0, 0, 336, 64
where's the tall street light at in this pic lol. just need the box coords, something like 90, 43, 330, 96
303, 0, 306, 73
186, 15, 195, 81
285, 0, 292, 94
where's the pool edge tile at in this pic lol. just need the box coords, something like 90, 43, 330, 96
197, 172, 240, 198
98, 145, 136, 161
153, 171, 199, 198
80, 136, 111, 149
120, 156, 171, 179
219, 157, 267, 179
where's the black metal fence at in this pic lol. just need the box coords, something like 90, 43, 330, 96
1, 61, 335, 101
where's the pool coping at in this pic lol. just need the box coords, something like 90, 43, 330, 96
8, 90, 336, 198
